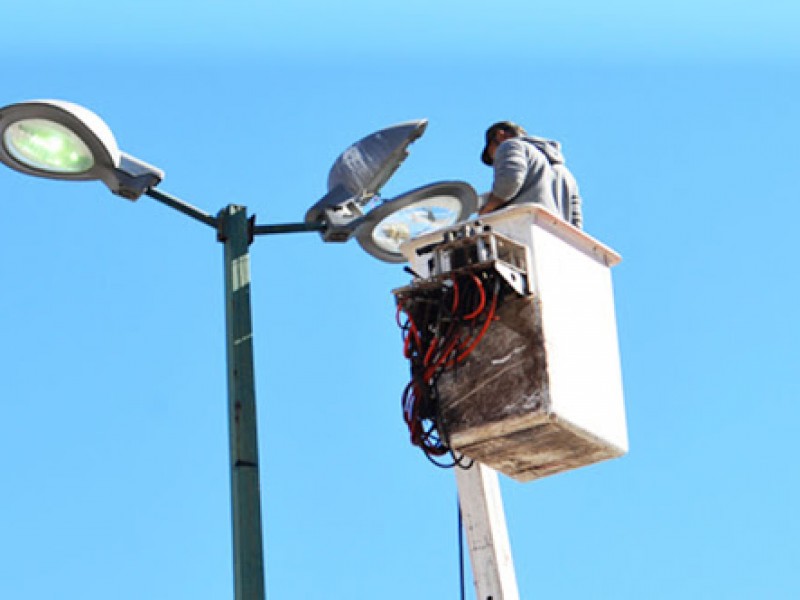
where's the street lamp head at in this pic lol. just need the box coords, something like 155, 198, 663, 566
326, 119, 428, 201
305, 120, 429, 241
355, 181, 478, 263
0, 100, 119, 178
0, 99, 163, 200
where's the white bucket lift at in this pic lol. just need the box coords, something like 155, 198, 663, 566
400, 203, 628, 480
396, 204, 628, 599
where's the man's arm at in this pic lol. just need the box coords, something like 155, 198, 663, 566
479, 140, 528, 215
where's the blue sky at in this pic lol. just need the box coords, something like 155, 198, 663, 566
1, 2, 799, 599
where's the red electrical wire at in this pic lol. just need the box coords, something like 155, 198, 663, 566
462, 273, 486, 320
455, 283, 499, 363
423, 336, 440, 367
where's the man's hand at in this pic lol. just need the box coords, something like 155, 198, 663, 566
478, 193, 508, 216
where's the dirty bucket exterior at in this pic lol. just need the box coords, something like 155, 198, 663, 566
400, 204, 628, 482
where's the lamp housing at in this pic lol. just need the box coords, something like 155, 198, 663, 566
305, 120, 428, 240
0, 99, 163, 200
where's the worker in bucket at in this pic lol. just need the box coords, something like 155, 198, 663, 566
478, 121, 583, 228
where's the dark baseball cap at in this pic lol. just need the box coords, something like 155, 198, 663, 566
481, 121, 524, 166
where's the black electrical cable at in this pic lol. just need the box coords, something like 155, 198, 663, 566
458, 498, 466, 600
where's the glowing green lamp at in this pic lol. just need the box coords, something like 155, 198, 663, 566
4, 118, 95, 174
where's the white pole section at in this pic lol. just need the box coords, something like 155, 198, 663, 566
455, 463, 520, 600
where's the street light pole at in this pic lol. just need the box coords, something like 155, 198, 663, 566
218, 204, 266, 600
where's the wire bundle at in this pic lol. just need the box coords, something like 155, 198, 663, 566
397, 270, 502, 467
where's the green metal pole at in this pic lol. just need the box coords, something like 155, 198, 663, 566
218, 204, 266, 600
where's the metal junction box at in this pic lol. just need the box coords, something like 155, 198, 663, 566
400, 204, 628, 482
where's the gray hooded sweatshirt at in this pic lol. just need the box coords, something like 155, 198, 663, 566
491, 136, 583, 228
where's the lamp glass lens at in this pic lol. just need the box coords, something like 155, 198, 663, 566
371, 195, 462, 255
3, 118, 94, 174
